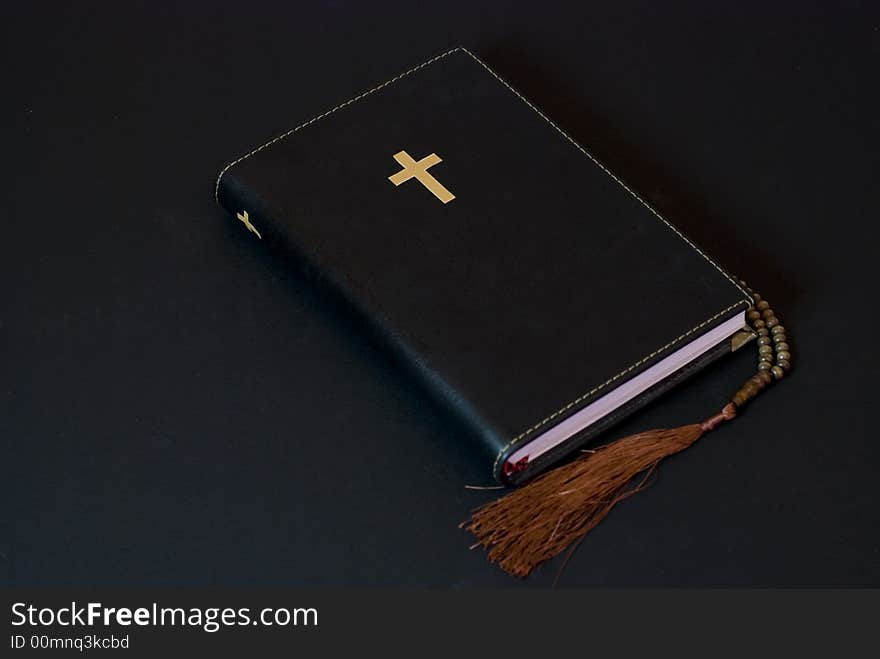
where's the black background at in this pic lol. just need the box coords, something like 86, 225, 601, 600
3, 1, 878, 587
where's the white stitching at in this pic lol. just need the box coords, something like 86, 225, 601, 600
213, 46, 462, 203
210, 45, 752, 478
490, 300, 747, 477
454, 47, 752, 476
458, 48, 747, 299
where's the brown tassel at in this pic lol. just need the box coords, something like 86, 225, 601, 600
463, 284, 790, 578
462, 403, 737, 578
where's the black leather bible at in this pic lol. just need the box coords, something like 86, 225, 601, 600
215, 47, 752, 484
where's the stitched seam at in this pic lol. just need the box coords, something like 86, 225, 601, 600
213, 46, 462, 204
459, 48, 747, 298
491, 299, 748, 478
208, 44, 751, 477
456, 47, 753, 476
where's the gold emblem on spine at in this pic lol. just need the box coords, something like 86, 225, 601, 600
388, 151, 455, 204
236, 210, 262, 239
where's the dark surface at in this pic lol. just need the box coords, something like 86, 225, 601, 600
218, 47, 749, 483
3, 1, 878, 587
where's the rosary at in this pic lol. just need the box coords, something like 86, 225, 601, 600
733, 280, 791, 404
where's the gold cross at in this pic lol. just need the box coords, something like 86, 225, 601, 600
236, 210, 262, 239
388, 151, 455, 204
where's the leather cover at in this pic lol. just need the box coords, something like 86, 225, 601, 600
215, 47, 752, 483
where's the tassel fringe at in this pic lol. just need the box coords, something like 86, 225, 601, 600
464, 286, 790, 578
462, 403, 737, 578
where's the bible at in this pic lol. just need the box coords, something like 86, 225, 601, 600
215, 47, 753, 487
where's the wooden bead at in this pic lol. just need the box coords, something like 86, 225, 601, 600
733, 293, 788, 408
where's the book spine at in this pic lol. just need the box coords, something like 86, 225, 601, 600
216, 171, 504, 472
